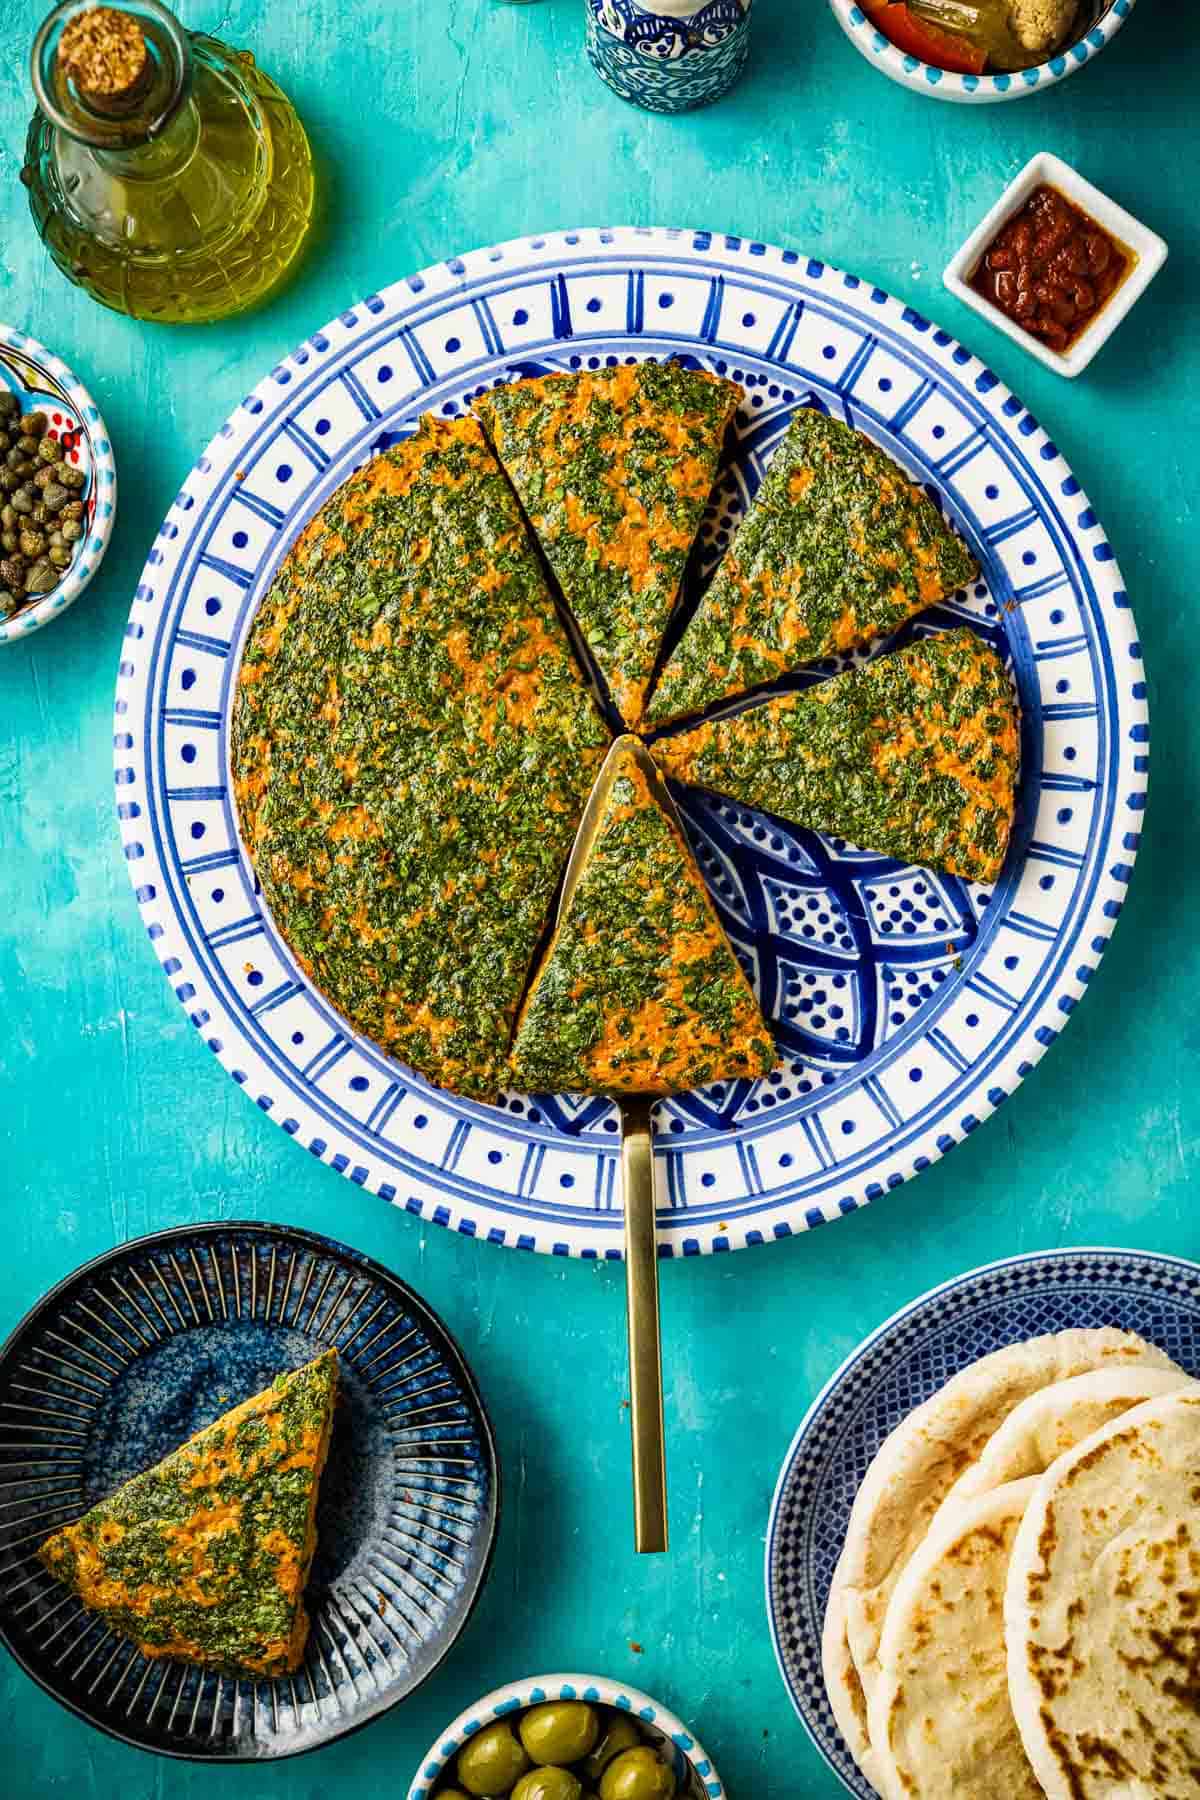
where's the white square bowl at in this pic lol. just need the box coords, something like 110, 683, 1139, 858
943, 152, 1168, 378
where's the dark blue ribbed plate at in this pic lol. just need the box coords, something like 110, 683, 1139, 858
0, 1222, 499, 1760
765, 1247, 1200, 1798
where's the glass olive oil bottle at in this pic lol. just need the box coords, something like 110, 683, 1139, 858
22, 0, 315, 324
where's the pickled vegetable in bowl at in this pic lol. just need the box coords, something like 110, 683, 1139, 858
861, 0, 1081, 71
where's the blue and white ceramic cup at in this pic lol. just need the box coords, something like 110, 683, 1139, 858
586, 0, 753, 114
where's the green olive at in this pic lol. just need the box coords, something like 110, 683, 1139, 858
456, 1720, 531, 1796
599, 1747, 677, 1800
519, 1700, 601, 1766
582, 1714, 642, 1782
511, 1770, 583, 1800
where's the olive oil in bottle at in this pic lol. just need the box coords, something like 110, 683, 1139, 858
22, 0, 315, 324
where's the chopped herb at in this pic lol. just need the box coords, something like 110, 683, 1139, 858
656, 629, 1019, 884
474, 362, 741, 727
646, 408, 978, 725
232, 416, 609, 1102
39, 1352, 338, 1678
510, 744, 776, 1095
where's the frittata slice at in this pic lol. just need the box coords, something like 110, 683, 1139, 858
473, 362, 741, 728
232, 415, 609, 1102
510, 742, 776, 1096
644, 408, 979, 726
656, 629, 1018, 884
38, 1351, 338, 1679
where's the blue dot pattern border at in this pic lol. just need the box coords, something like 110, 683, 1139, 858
829, 0, 1138, 104
113, 228, 1148, 1259
765, 1247, 1200, 1799
409, 1672, 724, 1800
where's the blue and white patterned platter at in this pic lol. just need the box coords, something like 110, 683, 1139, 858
0, 1222, 499, 1760
410, 1671, 725, 1800
765, 1247, 1200, 1799
114, 227, 1146, 1259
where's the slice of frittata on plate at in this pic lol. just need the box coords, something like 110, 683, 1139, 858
656, 629, 1019, 884
510, 741, 776, 1097
38, 1350, 338, 1679
232, 414, 609, 1102
644, 408, 978, 726
473, 361, 741, 728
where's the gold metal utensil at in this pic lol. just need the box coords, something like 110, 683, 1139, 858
554, 734, 697, 1555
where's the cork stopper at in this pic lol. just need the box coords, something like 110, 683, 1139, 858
58, 6, 150, 110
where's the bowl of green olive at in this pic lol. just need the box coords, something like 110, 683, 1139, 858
408, 1674, 724, 1800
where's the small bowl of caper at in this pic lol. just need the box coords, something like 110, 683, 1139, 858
0, 325, 116, 643
409, 1674, 724, 1800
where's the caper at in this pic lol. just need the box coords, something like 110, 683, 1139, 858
42, 481, 67, 509
62, 499, 83, 521
520, 1702, 601, 1767
37, 435, 60, 463
11, 488, 33, 515
30, 503, 49, 527
456, 1720, 530, 1797
0, 590, 19, 611
1, 532, 17, 555
0, 505, 14, 529
0, 391, 16, 414
57, 462, 85, 489
48, 544, 71, 568
60, 518, 83, 544
6, 447, 28, 471
0, 432, 10, 455
25, 560, 57, 594
19, 412, 46, 436
19, 529, 46, 559
0, 557, 25, 590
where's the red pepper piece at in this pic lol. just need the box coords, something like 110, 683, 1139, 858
860, 1, 989, 75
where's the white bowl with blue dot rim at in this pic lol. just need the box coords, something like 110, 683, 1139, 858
409, 1672, 724, 1800
828, 0, 1139, 103
114, 226, 1146, 1259
764, 1246, 1200, 1798
0, 325, 116, 643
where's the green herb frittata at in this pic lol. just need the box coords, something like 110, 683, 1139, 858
656, 628, 1018, 884
510, 742, 776, 1096
473, 362, 741, 728
39, 1351, 338, 1678
645, 408, 978, 726
232, 415, 609, 1102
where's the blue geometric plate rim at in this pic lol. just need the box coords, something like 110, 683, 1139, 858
764, 1245, 1200, 1798
113, 225, 1147, 1259
0, 1219, 501, 1762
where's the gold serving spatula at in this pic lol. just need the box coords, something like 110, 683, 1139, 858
554, 733, 686, 1554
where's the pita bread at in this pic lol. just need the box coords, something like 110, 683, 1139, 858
1006, 1389, 1200, 1799
822, 1327, 1179, 1777
928, 1364, 1194, 1534
867, 1479, 1043, 1800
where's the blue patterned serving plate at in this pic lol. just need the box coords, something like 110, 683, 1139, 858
829, 0, 1138, 104
765, 1247, 1200, 1798
0, 1222, 499, 1760
114, 227, 1146, 1258
0, 324, 116, 643
410, 1671, 725, 1800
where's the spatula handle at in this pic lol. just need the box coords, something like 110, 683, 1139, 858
620, 1096, 667, 1554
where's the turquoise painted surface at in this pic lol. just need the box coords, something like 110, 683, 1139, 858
0, 1, 1194, 1793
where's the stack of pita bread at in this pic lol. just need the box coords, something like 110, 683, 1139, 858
822, 1327, 1200, 1797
